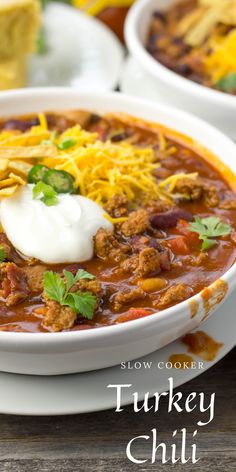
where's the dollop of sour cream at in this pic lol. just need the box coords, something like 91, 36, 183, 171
0, 185, 113, 263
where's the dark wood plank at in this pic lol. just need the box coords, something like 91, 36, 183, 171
0, 348, 235, 471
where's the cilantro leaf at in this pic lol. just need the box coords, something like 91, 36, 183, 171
44, 271, 66, 304
65, 292, 97, 320
216, 73, 236, 93
33, 181, 58, 206
0, 246, 6, 262
63, 270, 75, 291
63, 269, 95, 292
43, 269, 96, 320
58, 137, 77, 150
189, 216, 232, 251
201, 237, 217, 251
74, 269, 95, 282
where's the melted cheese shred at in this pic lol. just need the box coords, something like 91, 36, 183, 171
0, 114, 193, 205
204, 29, 236, 82
42, 124, 162, 205
156, 172, 198, 202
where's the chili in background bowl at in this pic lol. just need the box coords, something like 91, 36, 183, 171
125, 0, 236, 139
0, 88, 235, 375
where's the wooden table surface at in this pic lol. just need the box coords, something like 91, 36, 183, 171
0, 348, 235, 472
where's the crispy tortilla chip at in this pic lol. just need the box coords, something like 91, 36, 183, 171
0, 170, 9, 181
200, 0, 222, 5
0, 177, 17, 189
181, 1, 236, 46
222, 7, 236, 26
0, 174, 25, 189
185, 7, 223, 46
0, 131, 51, 147
8, 160, 32, 176
9, 173, 25, 185
0, 145, 57, 159
0, 185, 19, 197
177, 7, 205, 36
0, 158, 9, 171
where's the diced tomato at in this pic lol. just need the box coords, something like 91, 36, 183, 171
176, 219, 191, 235
116, 308, 152, 324
168, 236, 190, 255
176, 219, 200, 246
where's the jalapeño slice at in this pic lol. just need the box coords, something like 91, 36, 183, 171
44, 169, 75, 193
28, 164, 50, 184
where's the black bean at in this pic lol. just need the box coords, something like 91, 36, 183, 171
153, 11, 167, 23
88, 114, 101, 126
175, 63, 192, 76
111, 132, 130, 142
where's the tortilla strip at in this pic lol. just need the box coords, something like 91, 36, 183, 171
0, 158, 9, 171
177, 7, 205, 36
0, 131, 51, 146
200, 0, 222, 5
8, 173, 25, 185
0, 145, 57, 159
0, 171, 9, 181
185, 7, 223, 46
0, 185, 19, 196
8, 160, 32, 175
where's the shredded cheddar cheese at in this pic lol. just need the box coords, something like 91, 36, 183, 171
38, 113, 48, 131
157, 173, 198, 202
204, 29, 236, 82
0, 115, 189, 203
42, 125, 162, 205
103, 214, 128, 224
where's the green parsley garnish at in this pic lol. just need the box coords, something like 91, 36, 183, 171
44, 269, 96, 320
216, 72, 236, 93
0, 246, 7, 262
189, 216, 232, 251
33, 181, 58, 206
58, 137, 77, 150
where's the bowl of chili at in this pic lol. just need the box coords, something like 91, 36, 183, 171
0, 88, 235, 375
125, 0, 236, 138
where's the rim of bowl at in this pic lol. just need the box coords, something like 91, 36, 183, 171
125, 0, 236, 108
0, 87, 235, 346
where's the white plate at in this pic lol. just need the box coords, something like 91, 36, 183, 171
28, 3, 124, 90
0, 292, 235, 416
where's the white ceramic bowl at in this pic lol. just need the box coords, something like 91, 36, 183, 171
125, 0, 236, 138
0, 88, 235, 376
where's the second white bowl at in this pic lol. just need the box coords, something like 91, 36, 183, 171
125, 0, 236, 138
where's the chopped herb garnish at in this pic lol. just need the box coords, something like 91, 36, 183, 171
33, 181, 58, 206
189, 216, 232, 251
216, 72, 236, 93
43, 269, 96, 320
0, 246, 7, 262
58, 137, 77, 150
